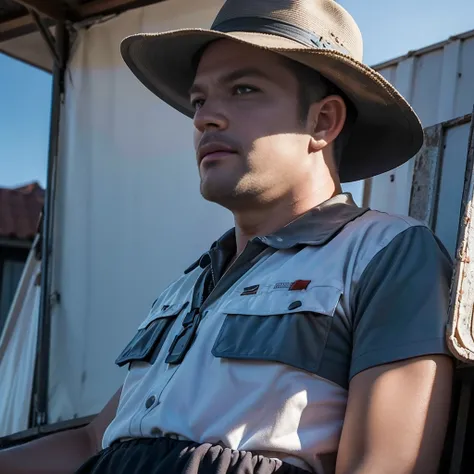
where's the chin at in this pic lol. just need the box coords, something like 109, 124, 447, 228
200, 185, 233, 205
200, 170, 261, 204
200, 184, 260, 212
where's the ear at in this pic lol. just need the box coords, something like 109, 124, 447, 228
307, 95, 347, 153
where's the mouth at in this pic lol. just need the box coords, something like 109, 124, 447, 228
198, 143, 237, 165
200, 150, 237, 165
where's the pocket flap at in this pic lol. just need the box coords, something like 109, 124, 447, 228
138, 301, 189, 330
222, 286, 342, 317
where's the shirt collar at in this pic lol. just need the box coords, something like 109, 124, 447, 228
185, 193, 368, 273
256, 193, 369, 249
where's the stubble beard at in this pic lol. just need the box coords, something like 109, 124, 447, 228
199, 172, 261, 211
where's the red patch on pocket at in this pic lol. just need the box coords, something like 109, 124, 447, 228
289, 280, 311, 291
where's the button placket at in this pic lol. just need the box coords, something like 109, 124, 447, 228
138, 364, 179, 436
156, 364, 180, 402
139, 393, 160, 436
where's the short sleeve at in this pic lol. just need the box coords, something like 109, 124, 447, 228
350, 225, 453, 380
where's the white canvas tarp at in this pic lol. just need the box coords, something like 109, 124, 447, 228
0, 241, 41, 436
48, 0, 231, 423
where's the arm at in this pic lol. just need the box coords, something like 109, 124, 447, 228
0, 387, 121, 474
337, 225, 455, 473
336, 355, 453, 474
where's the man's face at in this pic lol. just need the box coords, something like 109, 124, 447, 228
191, 40, 313, 210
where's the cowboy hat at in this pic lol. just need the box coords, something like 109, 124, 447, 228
120, 0, 424, 183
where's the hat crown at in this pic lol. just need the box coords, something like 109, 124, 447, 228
211, 0, 363, 61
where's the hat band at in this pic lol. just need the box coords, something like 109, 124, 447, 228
212, 17, 350, 56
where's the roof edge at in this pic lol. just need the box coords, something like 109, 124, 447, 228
372, 27, 474, 70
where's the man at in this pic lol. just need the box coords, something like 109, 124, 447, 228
0, 0, 453, 473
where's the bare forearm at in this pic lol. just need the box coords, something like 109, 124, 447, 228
342, 466, 438, 474
341, 465, 420, 474
336, 357, 452, 474
0, 426, 96, 474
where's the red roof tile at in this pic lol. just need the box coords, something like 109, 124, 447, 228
0, 182, 45, 240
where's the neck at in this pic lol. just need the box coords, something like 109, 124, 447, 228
232, 182, 341, 255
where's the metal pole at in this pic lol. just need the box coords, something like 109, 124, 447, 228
33, 20, 69, 427
449, 379, 472, 474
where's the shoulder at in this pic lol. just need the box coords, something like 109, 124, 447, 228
347, 209, 428, 249
347, 210, 453, 320
346, 212, 454, 379
341, 210, 450, 281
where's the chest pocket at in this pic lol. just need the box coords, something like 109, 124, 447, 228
115, 301, 189, 368
211, 286, 341, 376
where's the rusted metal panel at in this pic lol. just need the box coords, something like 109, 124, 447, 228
447, 110, 474, 362
408, 114, 472, 253
409, 124, 443, 227
435, 121, 472, 256
409, 114, 471, 241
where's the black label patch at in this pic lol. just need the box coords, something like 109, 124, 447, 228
241, 284, 259, 296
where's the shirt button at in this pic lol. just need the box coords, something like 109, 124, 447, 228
288, 301, 302, 310
145, 396, 156, 409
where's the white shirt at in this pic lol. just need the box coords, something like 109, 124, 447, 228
103, 194, 452, 473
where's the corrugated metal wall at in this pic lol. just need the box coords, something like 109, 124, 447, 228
369, 31, 474, 215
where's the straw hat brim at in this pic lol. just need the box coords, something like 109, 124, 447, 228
121, 29, 424, 183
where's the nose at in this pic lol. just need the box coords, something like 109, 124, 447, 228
193, 99, 229, 133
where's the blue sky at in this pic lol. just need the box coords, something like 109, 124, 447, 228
1, 0, 474, 188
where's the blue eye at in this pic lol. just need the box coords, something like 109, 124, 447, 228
234, 85, 258, 95
191, 98, 205, 110
190, 85, 259, 109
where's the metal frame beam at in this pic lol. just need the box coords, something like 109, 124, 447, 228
0, 237, 33, 249
77, 0, 151, 17
0, 0, 159, 42
29, 9, 60, 65
449, 378, 472, 474
0, 415, 95, 448
0, 14, 44, 42
13, 0, 73, 21
30, 19, 69, 429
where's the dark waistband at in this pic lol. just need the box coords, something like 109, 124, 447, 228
76, 437, 314, 474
